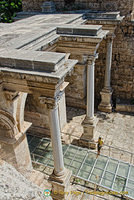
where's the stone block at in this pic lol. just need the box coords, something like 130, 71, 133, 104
86, 11, 120, 20
80, 117, 99, 149
57, 25, 102, 36
98, 89, 112, 113
0, 49, 67, 72
0, 133, 32, 171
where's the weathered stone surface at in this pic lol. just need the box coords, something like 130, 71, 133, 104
57, 24, 102, 36
0, 49, 66, 72
0, 161, 48, 200
22, 0, 134, 18
62, 107, 134, 161
116, 103, 134, 112
86, 12, 121, 20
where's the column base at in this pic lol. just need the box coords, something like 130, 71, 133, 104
98, 88, 112, 113
80, 117, 99, 149
49, 168, 72, 200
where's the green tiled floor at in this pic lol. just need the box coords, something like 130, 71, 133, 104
27, 135, 134, 199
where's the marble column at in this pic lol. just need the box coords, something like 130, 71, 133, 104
98, 34, 115, 112
39, 93, 72, 200
81, 54, 98, 148
48, 103, 65, 176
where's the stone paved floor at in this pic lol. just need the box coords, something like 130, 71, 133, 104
29, 106, 134, 200
62, 107, 134, 164
28, 107, 134, 199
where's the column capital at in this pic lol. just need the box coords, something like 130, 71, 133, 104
87, 53, 98, 65
39, 91, 64, 109
106, 33, 116, 42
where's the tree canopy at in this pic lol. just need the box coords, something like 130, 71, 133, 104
0, 0, 22, 23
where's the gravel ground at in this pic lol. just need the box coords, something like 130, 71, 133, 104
0, 160, 52, 200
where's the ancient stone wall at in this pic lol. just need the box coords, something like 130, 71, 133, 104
22, 0, 134, 18
93, 19, 134, 105
111, 20, 134, 101
22, 0, 44, 11
22, 0, 64, 11
75, 0, 134, 17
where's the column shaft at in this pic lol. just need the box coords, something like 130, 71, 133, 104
87, 61, 95, 119
81, 55, 98, 148
104, 37, 113, 90
49, 105, 64, 176
98, 35, 114, 113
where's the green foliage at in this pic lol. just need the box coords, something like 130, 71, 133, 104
0, 0, 22, 23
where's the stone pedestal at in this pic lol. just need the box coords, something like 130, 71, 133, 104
98, 88, 112, 112
0, 89, 32, 172
80, 116, 98, 149
0, 129, 32, 171
49, 169, 72, 200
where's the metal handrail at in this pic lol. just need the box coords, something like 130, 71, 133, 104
61, 132, 134, 164
28, 133, 134, 164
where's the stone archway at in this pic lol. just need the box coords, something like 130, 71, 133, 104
0, 110, 18, 139
0, 91, 32, 171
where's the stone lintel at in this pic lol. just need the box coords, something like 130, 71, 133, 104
57, 24, 102, 36
59, 30, 109, 44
